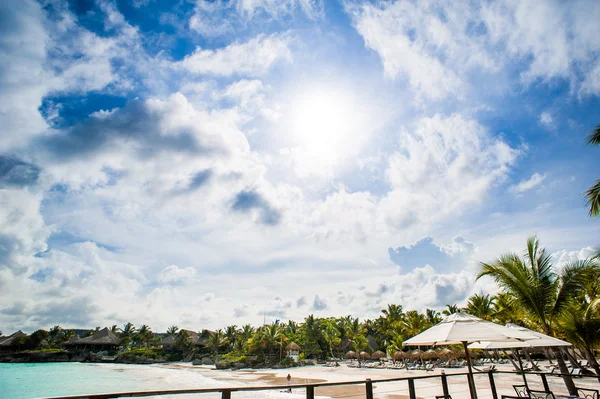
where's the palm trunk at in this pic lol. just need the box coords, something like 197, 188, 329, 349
551, 347, 577, 395
584, 346, 600, 383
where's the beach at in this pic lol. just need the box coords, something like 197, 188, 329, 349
2, 360, 598, 399
161, 361, 599, 399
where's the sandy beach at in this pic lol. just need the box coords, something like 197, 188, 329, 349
163, 361, 599, 399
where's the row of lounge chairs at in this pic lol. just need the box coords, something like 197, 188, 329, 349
510, 385, 599, 399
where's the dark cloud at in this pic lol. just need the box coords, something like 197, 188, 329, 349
231, 190, 281, 225
38, 98, 220, 160
188, 169, 213, 191
296, 296, 307, 307
364, 283, 391, 298
312, 295, 327, 311
0, 156, 40, 187
0, 234, 26, 271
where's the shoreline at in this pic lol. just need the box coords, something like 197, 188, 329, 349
154, 361, 600, 399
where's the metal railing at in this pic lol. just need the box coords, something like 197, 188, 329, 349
36, 370, 600, 399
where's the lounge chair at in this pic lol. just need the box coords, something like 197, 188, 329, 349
513, 385, 528, 397
436, 395, 452, 399
570, 368, 583, 377
577, 388, 599, 399
527, 390, 556, 399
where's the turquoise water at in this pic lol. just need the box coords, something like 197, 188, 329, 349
0, 363, 229, 399
0, 363, 300, 399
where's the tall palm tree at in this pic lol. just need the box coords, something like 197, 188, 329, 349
402, 311, 429, 337
442, 304, 460, 316
585, 125, 600, 217
466, 294, 495, 320
136, 325, 153, 348
320, 319, 341, 359
167, 326, 179, 336
559, 299, 600, 381
382, 304, 404, 324
48, 325, 63, 345
206, 329, 229, 363
477, 236, 592, 395
425, 308, 442, 325
119, 322, 136, 348
491, 292, 525, 325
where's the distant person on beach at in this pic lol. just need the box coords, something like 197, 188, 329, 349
286, 374, 292, 393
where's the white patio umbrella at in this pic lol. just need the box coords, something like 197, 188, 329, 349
468, 323, 571, 349
403, 313, 540, 399
469, 323, 571, 386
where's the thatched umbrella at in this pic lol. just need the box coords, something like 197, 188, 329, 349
424, 349, 437, 360
371, 350, 386, 360
393, 351, 405, 361
438, 348, 453, 359
345, 351, 356, 359
409, 349, 423, 360
359, 351, 370, 360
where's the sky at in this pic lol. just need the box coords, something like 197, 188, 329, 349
1, 0, 599, 334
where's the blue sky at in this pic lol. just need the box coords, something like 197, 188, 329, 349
1, 0, 599, 333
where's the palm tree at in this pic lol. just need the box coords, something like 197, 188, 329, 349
425, 308, 442, 325
136, 325, 153, 348
382, 304, 404, 323
119, 322, 136, 348
48, 325, 63, 345
559, 299, 600, 381
402, 311, 429, 337
167, 326, 179, 336
110, 325, 119, 333
477, 236, 593, 395
491, 292, 525, 325
321, 319, 341, 359
585, 125, 600, 217
442, 304, 460, 316
466, 294, 495, 320
206, 329, 228, 363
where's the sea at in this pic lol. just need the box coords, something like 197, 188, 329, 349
0, 363, 304, 399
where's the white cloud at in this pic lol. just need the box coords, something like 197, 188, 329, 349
189, 0, 323, 37
157, 265, 197, 284
509, 172, 546, 195
539, 111, 555, 129
348, 0, 600, 100
551, 246, 596, 268
382, 114, 519, 227
180, 34, 292, 76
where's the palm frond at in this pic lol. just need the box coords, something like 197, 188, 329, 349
586, 125, 600, 146
585, 179, 600, 217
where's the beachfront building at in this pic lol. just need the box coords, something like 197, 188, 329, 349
63, 327, 120, 350
161, 329, 200, 348
0, 330, 27, 351
285, 342, 301, 361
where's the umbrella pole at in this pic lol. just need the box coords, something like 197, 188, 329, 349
462, 341, 478, 399
515, 349, 528, 387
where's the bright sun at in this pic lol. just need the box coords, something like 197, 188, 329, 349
284, 86, 364, 176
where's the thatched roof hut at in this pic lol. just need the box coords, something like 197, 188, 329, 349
359, 351, 370, 359
393, 351, 405, 360
0, 330, 27, 347
64, 327, 119, 347
285, 342, 301, 351
371, 350, 386, 360
345, 351, 356, 359
161, 329, 200, 347
197, 329, 215, 346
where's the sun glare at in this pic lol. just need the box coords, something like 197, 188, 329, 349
283, 86, 365, 176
